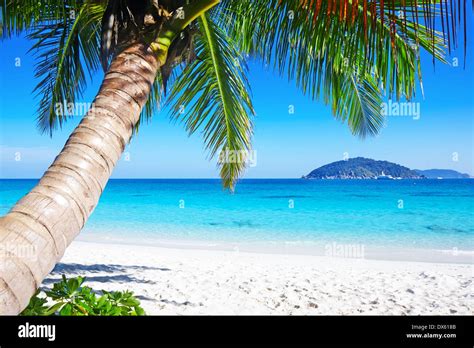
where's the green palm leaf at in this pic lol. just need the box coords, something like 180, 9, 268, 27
166, 13, 255, 190
1, 0, 83, 39
336, 72, 385, 138
217, 0, 446, 138
27, 3, 104, 133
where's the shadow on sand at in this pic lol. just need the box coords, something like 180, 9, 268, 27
52, 263, 171, 274
42, 262, 172, 286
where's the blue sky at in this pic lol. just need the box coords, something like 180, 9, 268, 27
0, 15, 473, 179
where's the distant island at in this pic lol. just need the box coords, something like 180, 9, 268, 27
303, 157, 470, 180
414, 169, 471, 179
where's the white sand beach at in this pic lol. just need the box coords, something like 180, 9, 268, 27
42, 241, 473, 315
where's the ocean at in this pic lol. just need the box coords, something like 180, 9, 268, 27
1, 179, 473, 262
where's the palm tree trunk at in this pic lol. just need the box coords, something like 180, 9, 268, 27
0, 42, 159, 314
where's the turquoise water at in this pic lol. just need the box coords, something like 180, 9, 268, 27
1, 179, 473, 257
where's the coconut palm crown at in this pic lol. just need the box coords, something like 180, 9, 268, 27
2, 0, 467, 188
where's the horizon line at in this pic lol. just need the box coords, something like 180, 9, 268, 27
1, 177, 472, 180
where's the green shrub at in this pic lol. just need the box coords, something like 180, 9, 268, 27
21, 275, 146, 316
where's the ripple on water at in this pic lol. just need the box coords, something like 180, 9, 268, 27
424, 225, 472, 234
233, 220, 261, 228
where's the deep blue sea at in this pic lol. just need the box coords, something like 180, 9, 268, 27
1, 179, 473, 261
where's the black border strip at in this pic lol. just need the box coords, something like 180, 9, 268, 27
0, 315, 472, 346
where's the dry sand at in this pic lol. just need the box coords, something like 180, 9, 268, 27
42, 241, 473, 315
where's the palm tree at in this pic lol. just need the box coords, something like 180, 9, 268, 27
0, 0, 467, 314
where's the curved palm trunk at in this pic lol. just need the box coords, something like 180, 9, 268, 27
0, 43, 159, 314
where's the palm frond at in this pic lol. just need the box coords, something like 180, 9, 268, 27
166, 13, 254, 190
335, 71, 385, 138
0, 0, 83, 39
28, 3, 104, 134
216, 0, 462, 138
